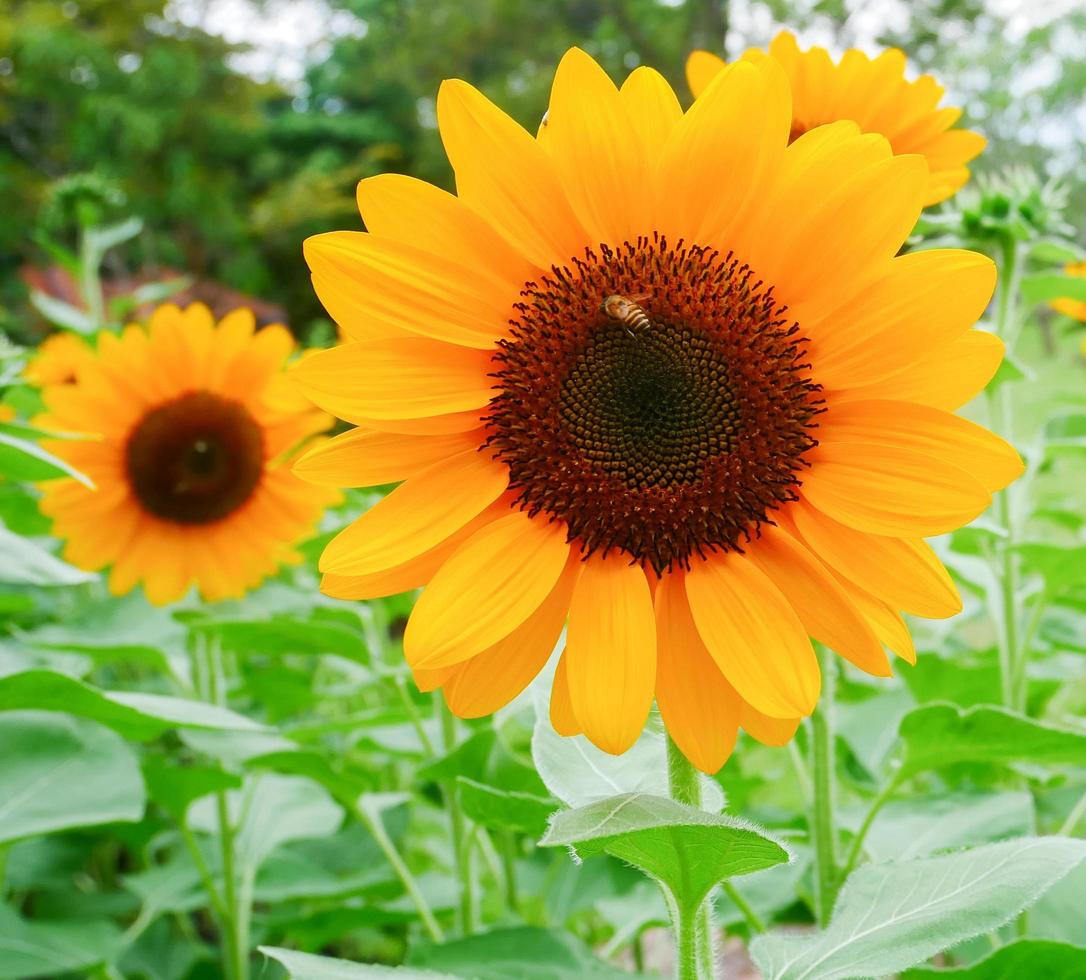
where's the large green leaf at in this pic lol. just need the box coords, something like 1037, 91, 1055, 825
540, 793, 789, 918
0, 670, 266, 740
0, 430, 93, 486
901, 939, 1086, 977
141, 757, 242, 822
750, 837, 1086, 980
0, 527, 95, 587
860, 791, 1034, 861
0, 712, 144, 845
1021, 272, 1086, 304
899, 702, 1086, 776
0, 904, 122, 980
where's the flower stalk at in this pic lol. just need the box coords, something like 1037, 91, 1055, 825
810, 649, 839, 927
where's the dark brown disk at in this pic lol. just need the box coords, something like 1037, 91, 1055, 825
125, 391, 265, 525
484, 235, 823, 573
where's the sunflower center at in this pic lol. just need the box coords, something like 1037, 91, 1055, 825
125, 391, 265, 525
486, 236, 822, 572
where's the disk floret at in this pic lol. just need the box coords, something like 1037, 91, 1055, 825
486, 235, 822, 572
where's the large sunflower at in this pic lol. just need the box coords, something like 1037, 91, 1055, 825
293, 49, 1021, 772
687, 31, 985, 206
37, 303, 335, 605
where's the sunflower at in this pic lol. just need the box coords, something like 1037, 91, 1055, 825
293, 49, 1021, 772
687, 31, 985, 207
24, 331, 93, 386
37, 303, 335, 605
1051, 260, 1086, 324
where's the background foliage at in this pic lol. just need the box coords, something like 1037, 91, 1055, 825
2, 1, 1086, 978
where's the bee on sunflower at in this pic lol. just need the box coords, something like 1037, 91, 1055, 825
687, 31, 986, 207
34, 303, 336, 605
292, 48, 1021, 773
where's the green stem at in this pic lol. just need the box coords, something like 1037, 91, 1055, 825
395, 675, 435, 755
178, 822, 229, 922
810, 651, 839, 927
350, 801, 445, 942
666, 735, 714, 979
436, 695, 476, 935
839, 774, 903, 883
0, 843, 9, 896
215, 789, 246, 980
1059, 788, 1086, 837
988, 236, 1022, 710
501, 832, 520, 916
79, 228, 106, 330
722, 880, 765, 933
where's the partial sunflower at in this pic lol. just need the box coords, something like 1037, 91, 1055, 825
687, 31, 985, 206
24, 331, 93, 386
293, 49, 1021, 773
1051, 260, 1086, 324
37, 303, 335, 605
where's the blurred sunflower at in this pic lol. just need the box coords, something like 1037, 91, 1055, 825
687, 31, 985, 206
23, 331, 92, 386
293, 49, 1020, 772
1051, 260, 1086, 323
37, 304, 335, 605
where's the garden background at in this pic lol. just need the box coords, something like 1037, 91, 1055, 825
2, 0, 1086, 978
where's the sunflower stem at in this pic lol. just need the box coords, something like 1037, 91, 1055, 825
988, 235, 1023, 711
810, 649, 839, 927
667, 734, 715, 979
436, 694, 476, 935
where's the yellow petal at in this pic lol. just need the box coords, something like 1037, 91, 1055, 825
356, 174, 532, 290
293, 427, 483, 488
831, 572, 917, 665
544, 47, 649, 244
303, 232, 510, 349
291, 338, 494, 423
320, 449, 508, 575
809, 250, 996, 388
404, 510, 571, 670
441, 559, 577, 718
685, 50, 725, 99
619, 66, 683, 166
747, 523, 890, 677
550, 649, 581, 736
654, 571, 741, 774
657, 57, 790, 247
802, 443, 990, 537
831, 329, 1004, 411
740, 702, 801, 747
436, 77, 586, 268
789, 502, 961, 619
684, 550, 819, 719
820, 399, 1023, 493
566, 555, 656, 755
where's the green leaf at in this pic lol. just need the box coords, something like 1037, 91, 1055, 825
540, 793, 789, 917
260, 946, 449, 978
0, 904, 122, 979
531, 708, 724, 810
455, 777, 555, 837
1029, 240, 1084, 266
408, 926, 636, 978
899, 703, 1086, 777
0, 431, 94, 486
0, 670, 267, 740
141, 757, 242, 822
0, 527, 96, 586
0, 712, 144, 845
749, 837, 1086, 980
860, 791, 1034, 862
27, 292, 96, 333
85, 216, 143, 255
195, 615, 369, 663
900, 938, 1086, 977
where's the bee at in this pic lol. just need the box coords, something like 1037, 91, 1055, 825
601, 293, 653, 337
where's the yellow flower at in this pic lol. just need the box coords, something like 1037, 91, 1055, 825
293, 49, 1021, 772
1052, 260, 1086, 324
688, 31, 985, 207
24, 331, 93, 386
37, 303, 336, 605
